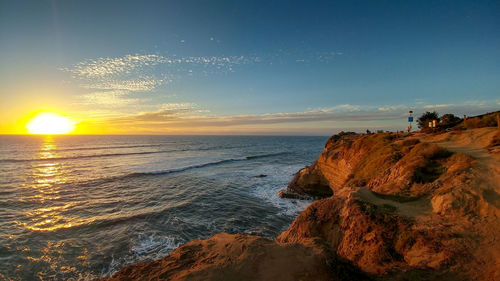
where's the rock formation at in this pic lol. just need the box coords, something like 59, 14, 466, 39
103, 127, 500, 281
103, 233, 362, 281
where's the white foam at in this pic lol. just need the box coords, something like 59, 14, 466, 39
250, 164, 313, 217
99, 233, 182, 278
131, 233, 182, 262
72, 272, 98, 281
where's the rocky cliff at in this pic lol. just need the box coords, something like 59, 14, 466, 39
103, 128, 500, 281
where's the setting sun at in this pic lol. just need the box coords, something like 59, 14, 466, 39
26, 112, 76, 135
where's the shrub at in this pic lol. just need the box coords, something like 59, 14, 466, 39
326, 131, 357, 145
440, 113, 462, 128
417, 111, 440, 129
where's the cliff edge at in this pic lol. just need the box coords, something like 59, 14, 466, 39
103, 127, 500, 281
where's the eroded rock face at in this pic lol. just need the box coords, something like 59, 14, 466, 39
285, 133, 462, 197
279, 130, 500, 280
285, 165, 332, 198
277, 194, 458, 277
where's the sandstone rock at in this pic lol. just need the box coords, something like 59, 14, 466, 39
102, 233, 368, 281
286, 165, 332, 198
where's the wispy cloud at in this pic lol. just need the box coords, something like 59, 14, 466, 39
79, 91, 140, 107
316, 51, 343, 63
62, 49, 343, 110
64, 54, 165, 78
81, 79, 164, 92
107, 103, 398, 128
64, 54, 258, 80
100, 100, 499, 134
420, 100, 500, 114
62, 53, 265, 111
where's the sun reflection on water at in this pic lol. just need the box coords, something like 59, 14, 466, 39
17, 136, 86, 232
10, 136, 93, 278
24, 241, 87, 280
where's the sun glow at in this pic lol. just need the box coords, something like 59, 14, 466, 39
26, 112, 76, 135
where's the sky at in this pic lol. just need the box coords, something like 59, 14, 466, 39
0, 0, 499, 135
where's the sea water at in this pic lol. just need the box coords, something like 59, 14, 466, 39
0, 135, 326, 280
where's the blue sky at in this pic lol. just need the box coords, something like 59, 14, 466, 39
0, 0, 499, 134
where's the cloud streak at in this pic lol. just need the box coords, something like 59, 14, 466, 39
62, 53, 265, 111
64, 54, 165, 78
64, 54, 258, 80
102, 100, 499, 133
81, 79, 164, 92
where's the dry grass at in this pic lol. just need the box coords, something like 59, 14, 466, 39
461, 111, 499, 129
325, 131, 358, 149
345, 133, 400, 187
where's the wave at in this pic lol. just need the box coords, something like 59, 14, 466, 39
0, 145, 252, 163
46, 143, 168, 153
0, 150, 179, 163
75, 152, 289, 187
130, 159, 244, 177
246, 153, 285, 160
129, 152, 288, 177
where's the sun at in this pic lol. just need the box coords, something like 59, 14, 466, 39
26, 112, 76, 135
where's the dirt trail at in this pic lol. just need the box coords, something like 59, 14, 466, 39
421, 127, 497, 158
422, 127, 500, 191
354, 187, 432, 218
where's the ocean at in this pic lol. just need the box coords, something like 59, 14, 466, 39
0, 135, 327, 280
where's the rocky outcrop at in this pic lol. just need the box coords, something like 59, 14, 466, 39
278, 129, 500, 280
103, 233, 368, 281
277, 191, 466, 279
281, 166, 332, 198
104, 128, 500, 281
282, 133, 461, 197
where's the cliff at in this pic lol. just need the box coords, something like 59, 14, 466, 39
103, 127, 500, 281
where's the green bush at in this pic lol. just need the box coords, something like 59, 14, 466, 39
417, 111, 439, 129
440, 113, 462, 128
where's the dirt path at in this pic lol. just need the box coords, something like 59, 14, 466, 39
422, 127, 500, 192
353, 187, 432, 217
422, 127, 497, 159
